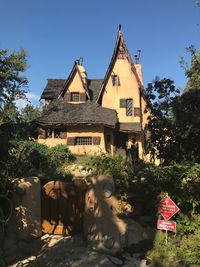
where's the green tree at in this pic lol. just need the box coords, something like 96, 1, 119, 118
20, 104, 42, 123
180, 46, 200, 92
144, 78, 180, 163
172, 89, 200, 162
0, 49, 28, 123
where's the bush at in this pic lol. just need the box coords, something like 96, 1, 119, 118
8, 140, 49, 176
47, 144, 75, 168
147, 215, 200, 266
89, 154, 128, 190
7, 141, 75, 178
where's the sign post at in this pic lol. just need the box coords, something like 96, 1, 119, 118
157, 195, 180, 244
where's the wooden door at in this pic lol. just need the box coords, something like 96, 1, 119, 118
41, 181, 85, 235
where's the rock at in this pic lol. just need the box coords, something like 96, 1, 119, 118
140, 259, 148, 267
41, 233, 50, 241
107, 255, 123, 265
126, 223, 143, 246
48, 235, 63, 248
142, 231, 149, 239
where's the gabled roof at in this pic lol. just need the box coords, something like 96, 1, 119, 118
40, 78, 102, 102
37, 99, 117, 127
96, 25, 146, 104
40, 79, 66, 100
87, 79, 103, 101
59, 62, 90, 99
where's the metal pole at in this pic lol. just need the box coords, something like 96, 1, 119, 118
165, 229, 168, 244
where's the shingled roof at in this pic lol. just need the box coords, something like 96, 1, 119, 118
37, 99, 117, 127
40, 78, 103, 102
97, 25, 146, 104
40, 79, 66, 100
87, 79, 103, 101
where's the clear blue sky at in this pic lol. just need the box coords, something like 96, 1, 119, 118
0, 0, 199, 106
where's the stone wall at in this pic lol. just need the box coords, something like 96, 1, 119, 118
3, 177, 42, 265
84, 175, 149, 254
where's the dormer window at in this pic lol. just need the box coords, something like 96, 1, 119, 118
71, 92, 80, 102
112, 75, 120, 86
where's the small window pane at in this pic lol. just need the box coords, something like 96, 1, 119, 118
126, 99, 133, 116
75, 137, 92, 145
71, 93, 80, 102
112, 75, 120, 86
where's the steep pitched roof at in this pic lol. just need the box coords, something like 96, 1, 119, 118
59, 62, 90, 99
37, 99, 117, 127
40, 79, 66, 100
87, 79, 103, 101
96, 25, 146, 104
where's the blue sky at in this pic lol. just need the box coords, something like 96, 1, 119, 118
0, 0, 199, 107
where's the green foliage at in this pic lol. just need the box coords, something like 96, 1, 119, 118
7, 141, 75, 180
147, 215, 200, 266
127, 162, 200, 217
145, 78, 180, 163
145, 76, 200, 164
20, 104, 42, 123
0, 49, 28, 123
90, 155, 126, 180
47, 144, 76, 168
181, 46, 200, 92
171, 89, 200, 163
8, 140, 49, 177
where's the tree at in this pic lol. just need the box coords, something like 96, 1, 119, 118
144, 78, 180, 163
20, 104, 42, 123
180, 46, 200, 92
0, 49, 28, 123
172, 89, 200, 162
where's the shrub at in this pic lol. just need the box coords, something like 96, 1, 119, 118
47, 144, 75, 168
89, 154, 127, 190
147, 215, 200, 266
7, 141, 75, 178
8, 140, 49, 176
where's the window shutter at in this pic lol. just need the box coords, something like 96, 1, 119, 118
80, 93, 86, 102
64, 92, 71, 102
60, 132, 67, 139
120, 99, 126, 108
67, 137, 75, 145
38, 128, 46, 139
134, 107, 141, 116
93, 136, 101, 145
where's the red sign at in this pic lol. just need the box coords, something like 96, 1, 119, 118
157, 219, 176, 232
158, 195, 180, 221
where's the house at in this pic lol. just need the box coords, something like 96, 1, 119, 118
37, 26, 149, 159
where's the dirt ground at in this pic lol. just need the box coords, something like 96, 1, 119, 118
10, 234, 152, 267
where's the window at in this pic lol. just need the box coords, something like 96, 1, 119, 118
126, 99, 133, 116
75, 137, 92, 145
46, 129, 53, 138
71, 92, 80, 102
111, 75, 120, 86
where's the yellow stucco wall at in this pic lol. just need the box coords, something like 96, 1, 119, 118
38, 125, 106, 155
101, 58, 141, 123
63, 71, 86, 103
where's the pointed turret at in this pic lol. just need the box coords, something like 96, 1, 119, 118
97, 25, 144, 104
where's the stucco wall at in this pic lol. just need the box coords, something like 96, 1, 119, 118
63, 71, 86, 104
101, 58, 141, 124
38, 125, 107, 155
